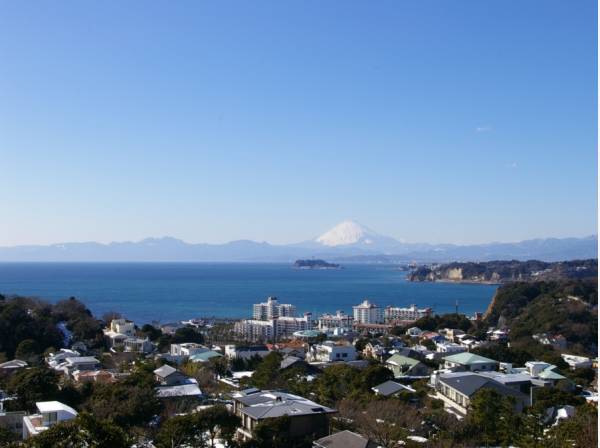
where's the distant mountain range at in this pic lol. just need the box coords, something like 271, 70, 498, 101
0, 220, 596, 263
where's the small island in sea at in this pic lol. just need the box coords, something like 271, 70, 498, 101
293, 259, 341, 270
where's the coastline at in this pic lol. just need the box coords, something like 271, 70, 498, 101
0, 262, 499, 324
408, 278, 503, 286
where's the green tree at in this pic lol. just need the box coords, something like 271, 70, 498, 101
23, 413, 129, 448
15, 339, 40, 363
315, 363, 359, 405
355, 363, 393, 391
0, 426, 17, 445
544, 403, 598, 447
7, 366, 59, 411
83, 381, 162, 428
140, 324, 162, 341
253, 416, 295, 448
155, 413, 206, 448
251, 352, 283, 389
467, 388, 521, 447
197, 405, 240, 447
172, 326, 204, 344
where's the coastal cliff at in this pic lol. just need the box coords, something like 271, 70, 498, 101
408, 259, 597, 284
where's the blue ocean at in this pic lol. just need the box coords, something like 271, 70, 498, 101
0, 263, 497, 324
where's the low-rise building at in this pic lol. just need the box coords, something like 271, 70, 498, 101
439, 328, 466, 342
0, 360, 27, 373
22, 401, 78, 439
406, 327, 423, 338
170, 343, 209, 358
561, 354, 592, 370
232, 389, 336, 442
371, 380, 416, 397
434, 372, 529, 416
189, 350, 223, 363
123, 336, 154, 353
62, 356, 101, 375
307, 342, 356, 363
442, 352, 498, 372
225, 345, 271, 360
533, 333, 568, 350
362, 342, 386, 360
155, 383, 202, 401
154, 364, 190, 386
436, 342, 467, 354
313, 430, 378, 448
73, 370, 116, 384
385, 354, 430, 378
46, 349, 80, 369
488, 329, 508, 342
107, 318, 135, 335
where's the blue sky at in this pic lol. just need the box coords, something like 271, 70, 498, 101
0, 1, 597, 246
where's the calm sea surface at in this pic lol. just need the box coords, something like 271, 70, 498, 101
0, 263, 497, 324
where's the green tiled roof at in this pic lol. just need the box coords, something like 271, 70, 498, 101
190, 351, 223, 362
386, 354, 421, 367
443, 352, 497, 365
539, 366, 566, 380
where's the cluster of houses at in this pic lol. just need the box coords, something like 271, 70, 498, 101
0, 307, 595, 446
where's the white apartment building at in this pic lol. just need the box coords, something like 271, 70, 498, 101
23, 401, 77, 439
384, 304, 432, 323
353, 300, 383, 324
317, 310, 354, 332
307, 341, 357, 363
252, 296, 296, 320
234, 319, 275, 342
234, 313, 313, 342
276, 314, 312, 338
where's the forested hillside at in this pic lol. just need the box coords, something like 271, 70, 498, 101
484, 279, 598, 356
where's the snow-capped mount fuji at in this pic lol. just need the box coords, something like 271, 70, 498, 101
315, 220, 402, 251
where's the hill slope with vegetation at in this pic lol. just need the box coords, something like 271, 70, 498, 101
484, 279, 597, 357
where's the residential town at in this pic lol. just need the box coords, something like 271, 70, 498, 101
0, 287, 595, 447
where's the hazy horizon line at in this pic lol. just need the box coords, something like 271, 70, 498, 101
2, 232, 597, 249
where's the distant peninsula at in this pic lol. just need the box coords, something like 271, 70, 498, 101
408, 259, 597, 284
293, 259, 341, 270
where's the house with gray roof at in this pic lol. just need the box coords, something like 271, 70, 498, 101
442, 352, 498, 372
371, 380, 416, 397
313, 430, 378, 448
385, 354, 429, 378
154, 364, 190, 386
231, 389, 336, 442
434, 372, 529, 416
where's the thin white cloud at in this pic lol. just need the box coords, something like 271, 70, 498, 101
505, 161, 518, 169
476, 125, 493, 132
